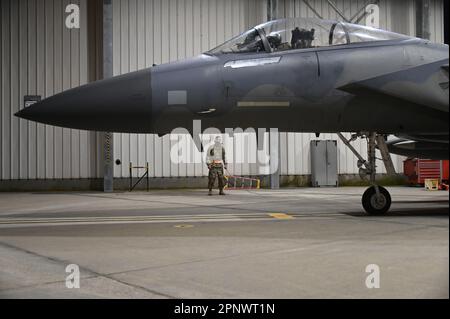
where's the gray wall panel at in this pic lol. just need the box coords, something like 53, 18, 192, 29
0, 0, 100, 181
1, 0, 11, 180
110, 0, 445, 178
36, 0, 46, 180
11, 0, 19, 180
430, 0, 444, 42
274, 0, 445, 176
112, 0, 267, 178
0, 0, 446, 183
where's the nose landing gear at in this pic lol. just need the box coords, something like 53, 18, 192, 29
337, 132, 396, 215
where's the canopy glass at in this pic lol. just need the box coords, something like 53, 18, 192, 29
208, 18, 412, 55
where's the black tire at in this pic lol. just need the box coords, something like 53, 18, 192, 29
362, 186, 391, 215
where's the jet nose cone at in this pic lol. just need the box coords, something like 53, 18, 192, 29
14, 68, 153, 133
15, 107, 35, 121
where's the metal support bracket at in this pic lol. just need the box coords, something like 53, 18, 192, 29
337, 132, 369, 171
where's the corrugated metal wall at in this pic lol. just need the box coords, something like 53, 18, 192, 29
277, 0, 443, 42
0, 0, 446, 182
427, 0, 445, 43
111, 0, 444, 178
111, 0, 268, 178
0, 0, 103, 181
275, 0, 445, 176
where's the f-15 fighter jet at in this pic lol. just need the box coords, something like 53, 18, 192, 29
15, 18, 449, 215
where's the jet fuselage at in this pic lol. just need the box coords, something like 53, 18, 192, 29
152, 39, 448, 136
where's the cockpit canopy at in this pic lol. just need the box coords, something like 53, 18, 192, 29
208, 18, 412, 54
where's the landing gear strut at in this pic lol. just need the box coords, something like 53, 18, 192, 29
337, 132, 395, 215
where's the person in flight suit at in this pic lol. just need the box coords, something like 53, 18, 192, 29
206, 136, 227, 196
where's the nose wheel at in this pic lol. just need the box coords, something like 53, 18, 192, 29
337, 132, 396, 215
362, 185, 391, 215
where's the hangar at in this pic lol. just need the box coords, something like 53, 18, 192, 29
0, 0, 448, 300
0, 0, 447, 192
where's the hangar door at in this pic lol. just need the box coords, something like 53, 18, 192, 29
311, 140, 338, 187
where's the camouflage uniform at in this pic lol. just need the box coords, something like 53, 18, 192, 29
206, 139, 227, 195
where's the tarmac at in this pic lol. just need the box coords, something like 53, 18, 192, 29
0, 187, 448, 299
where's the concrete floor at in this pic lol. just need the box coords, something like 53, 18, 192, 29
0, 187, 448, 299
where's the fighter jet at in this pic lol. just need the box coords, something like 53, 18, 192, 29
15, 18, 449, 215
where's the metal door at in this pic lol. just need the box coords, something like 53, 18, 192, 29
311, 140, 338, 187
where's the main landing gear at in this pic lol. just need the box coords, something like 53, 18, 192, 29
337, 132, 396, 215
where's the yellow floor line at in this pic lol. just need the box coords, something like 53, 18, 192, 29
269, 213, 294, 220
174, 224, 194, 228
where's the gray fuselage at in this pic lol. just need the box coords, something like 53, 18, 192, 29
151, 38, 448, 136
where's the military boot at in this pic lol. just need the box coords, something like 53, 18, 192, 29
219, 189, 225, 195
208, 190, 213, 196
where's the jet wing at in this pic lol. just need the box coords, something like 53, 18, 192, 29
337, 81, 431, 112
337, 60, 449, 113
386, 136, 449, 160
